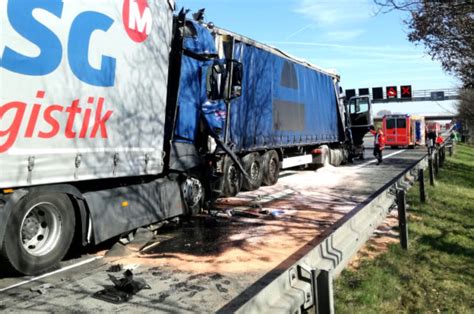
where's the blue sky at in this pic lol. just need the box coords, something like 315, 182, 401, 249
177, 0, 459, 92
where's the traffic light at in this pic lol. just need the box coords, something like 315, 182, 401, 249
372, 87, 383, 100
386, 86, 397, 99
358, 88, 369, 96
345, 89, 356, 100
401, 85, 412, 99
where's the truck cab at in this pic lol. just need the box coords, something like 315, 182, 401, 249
346, 95, 373, 159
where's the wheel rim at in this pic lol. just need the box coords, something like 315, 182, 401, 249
182, 177, 204, 208
269, 158, 277, 177
250, 161, 260, 180
228, 164, 240, 190
20, 202, 62, 257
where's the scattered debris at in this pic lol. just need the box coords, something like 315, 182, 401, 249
249, 202, 263, 210
30, 283, 55, 295
211, 207, 286, 219
106, 228, 154, 257
127, 228, 155, 252
92, 270, 150, 304
106, 264, 123, 273
231, 209, 261, 218
105, 242, 134, 257
215, 210, 233, 218
270, 210, 285, 217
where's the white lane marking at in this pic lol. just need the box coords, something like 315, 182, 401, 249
355, 150, 406, 169
0, 256, 103, 292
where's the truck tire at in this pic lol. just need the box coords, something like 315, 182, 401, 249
262, 150, 280, 186
242, 153, 263, 191
222, 157, 242, 197
0, 193, 75, 276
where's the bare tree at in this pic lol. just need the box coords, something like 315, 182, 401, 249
457, 88, 474, 121
374, 0, 474, 88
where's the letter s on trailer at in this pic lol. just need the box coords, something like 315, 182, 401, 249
0, 0, 177, 275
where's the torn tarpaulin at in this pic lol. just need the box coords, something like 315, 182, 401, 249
92, 270, 150, 304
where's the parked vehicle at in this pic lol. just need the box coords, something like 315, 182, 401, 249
383, 114, 425, 148
0, 1, 371, 275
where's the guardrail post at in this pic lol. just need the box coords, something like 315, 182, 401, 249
316, 270, 334, 314
434, 150, 439, 175
418, 169, 426, 203
397, 190, 408, 250
439, 147, 445, 167
428, 154, 435, 186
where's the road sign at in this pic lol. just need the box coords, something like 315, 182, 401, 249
372, 87, 383, 100
358, 88, 369, 96
401, 85, 412, 99
431, 91, 445, 100
345, 89, 356, 100
386, 86, 397, 99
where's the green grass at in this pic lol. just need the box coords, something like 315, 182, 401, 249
335, 144, 474, 313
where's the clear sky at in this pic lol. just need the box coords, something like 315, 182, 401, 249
177, 0, 459, 90
177, 0, 459, 115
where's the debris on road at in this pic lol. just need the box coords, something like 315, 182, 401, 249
106, 264, 123, 273
30, 283, 55, 295
105, 228, 154, 257
92, 270, 150, 304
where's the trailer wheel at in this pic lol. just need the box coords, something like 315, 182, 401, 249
222, 157, 242, 197
0, 193, 75, 275
181, 175, 205, 215
242, 153, 263, 191
262, 150, 280, 186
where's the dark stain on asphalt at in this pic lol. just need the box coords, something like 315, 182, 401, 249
216, 283, 228, 293
143, 217, 265, 257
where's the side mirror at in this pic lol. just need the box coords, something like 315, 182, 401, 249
206, 62, 224, 100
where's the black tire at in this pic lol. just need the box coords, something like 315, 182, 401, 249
262, 150, 280, 186
242, 153, 263, 191
0, 193, 75, 276
221, 157, 242, 197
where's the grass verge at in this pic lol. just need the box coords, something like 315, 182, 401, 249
335, 143, 474, 313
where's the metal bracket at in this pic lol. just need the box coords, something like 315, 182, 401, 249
113, 153, 120, 176
289, 264, 334, 314
74, 154, 82, 180
27, 156, 35, 184
144, 153, 150, 174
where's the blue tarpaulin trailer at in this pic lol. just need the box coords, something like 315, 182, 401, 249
229, 41, 343, 152
171, 22, 372, 197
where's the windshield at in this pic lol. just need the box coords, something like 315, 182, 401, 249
349, 98, 369, 114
